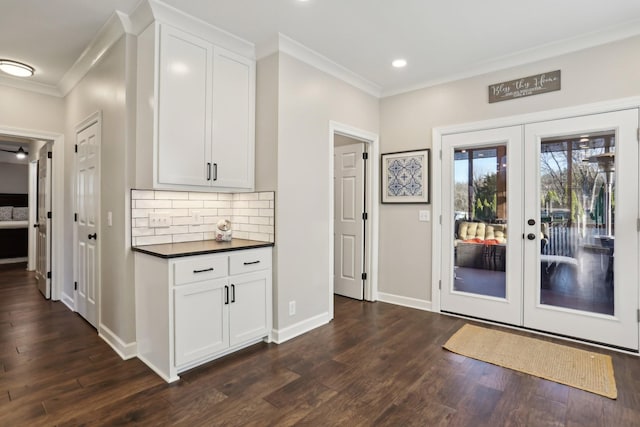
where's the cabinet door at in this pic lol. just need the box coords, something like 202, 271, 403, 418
211, 47, 255, 189
229, 272, 269, 347
174, 278, 229, 366
158, 24, 213, 187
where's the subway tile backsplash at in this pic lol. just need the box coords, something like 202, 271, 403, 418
131, 190, 275, 246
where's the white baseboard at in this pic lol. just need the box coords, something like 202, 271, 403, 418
377, 292, 433, 312
61, 292, 75, 311
99, 323, 137, 360
271, 312, 331, 344
0, 257, 27, 264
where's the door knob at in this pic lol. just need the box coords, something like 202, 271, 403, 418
527, 219, 536, 226
527, 233, 536, 240
88, 233, 97, 240
33, 223, 39, 228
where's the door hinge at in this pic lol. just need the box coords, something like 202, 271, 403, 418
74, 281, 78, 291
637, 218, 640, 232
47, 271, 51, 279
74, 213, 78, 222
439, 150, 442, 160
362, 272, 367, 280
74, 144, 78, 153
47, 151, 52, 159
362, 212, 368, 220
362, 152, 368, 160
439, 215, 442, 225
439, 279, 442, 290
637, 309, 640, 323
47, 211, 52, 219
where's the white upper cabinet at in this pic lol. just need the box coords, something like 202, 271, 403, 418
137, 20, 256, 192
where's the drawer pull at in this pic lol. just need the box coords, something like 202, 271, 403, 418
225, 285, 229, 305
193, 267, 214, 274
231, 284, 235, 303
243, 261, 260, 266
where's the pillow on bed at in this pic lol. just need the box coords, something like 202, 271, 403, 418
12, 207, 28, 221
0, 206, 12, 221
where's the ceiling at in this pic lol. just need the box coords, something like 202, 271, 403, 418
2, 0, 640, 97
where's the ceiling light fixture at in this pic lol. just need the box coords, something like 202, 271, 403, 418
15, 147, 27, 160
0, 59, 35, 77
392, 59, 407, 68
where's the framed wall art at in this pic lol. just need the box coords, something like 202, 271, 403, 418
381, 149, 430, 204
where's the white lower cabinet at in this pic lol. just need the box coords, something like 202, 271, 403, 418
135, 247, 272, 382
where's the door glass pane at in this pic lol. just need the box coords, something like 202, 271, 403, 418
453, 145, 507, 298
539, 131, 615, 315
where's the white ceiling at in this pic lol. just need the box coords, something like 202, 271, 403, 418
2, 0, 640, 97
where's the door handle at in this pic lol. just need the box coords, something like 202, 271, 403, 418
88, 233, 97, 240
231, 284, 235, 303
207, 163, 212, 181
224, 285, 229, 305
33, 223, 39, 228
527, 233, 536, 240
213, 163, 218, 181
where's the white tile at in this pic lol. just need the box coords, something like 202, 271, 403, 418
232, 216, 249, 224
234, 208, 260, 217
268, 234, 275, 243
132, 190, 155, 200
238, 223, 260, 233
172, 216, 193, 226
259, 225, 274, 234
259, 208, 274, 217
269, 201, 275, 209
173, 200, 203, 209
202, 216, 222, 224
233, 192, 259, 201
218, 193, 233, 201
155, 225, 189, 235
166, 208, 189, 217
248, 232, 270, 242
249, 217, 269, 225
189, 192, 219, 200
259, 192, 275, 201
132, 208, 154, 218
135, 235, 172, 246
132, 227, 155, 237
218, 208, 233, 216
192, 208, 218, 216
269, 218, 274, 226
172, 233, 204, 243
203, 200, 231, 209
135, 218, 149, 227
234, 231, 249, 240
189, 224, 217, 232
155, 191, 189, 200
248, 200, 270, 209
136, 199, 172, 209
233, 200, 249, 209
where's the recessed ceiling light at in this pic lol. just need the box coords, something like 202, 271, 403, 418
0, 59, 34, 77
392, 59, 407, 68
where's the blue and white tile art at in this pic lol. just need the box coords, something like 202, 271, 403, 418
386, 156, 423, 196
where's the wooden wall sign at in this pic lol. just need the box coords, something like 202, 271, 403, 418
489, 70, 561, 103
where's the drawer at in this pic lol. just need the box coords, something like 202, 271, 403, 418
174, 255, 228, 285
229, 248, 271, 275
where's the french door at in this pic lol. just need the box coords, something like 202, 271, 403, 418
441, 109, 639, 350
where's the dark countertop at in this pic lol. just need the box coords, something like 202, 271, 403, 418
132, 239, 274, 259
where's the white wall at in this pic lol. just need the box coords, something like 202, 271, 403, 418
65, 34, 137, 349
0, 85, 65, 133
273, 53, 379, 332
0, 162, 28, 193
379, 35, 640, 305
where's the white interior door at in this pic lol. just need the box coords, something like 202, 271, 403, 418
523, 109, 639, 350
75, 122, 100, 328
441, 126, 524, 325
334, 143, 366, 300
35, 145, 51, 299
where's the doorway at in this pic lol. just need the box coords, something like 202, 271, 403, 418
329, 122, 379, 315
438, 108, 639, 351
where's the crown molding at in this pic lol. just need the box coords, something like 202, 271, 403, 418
0, 75, 61, 97
146, 0, 255, 59
57, 12, 129, 97
382, 18, 640, 98
260, 33, 382, 98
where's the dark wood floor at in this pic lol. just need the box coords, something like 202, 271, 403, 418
1, 263, 640, 426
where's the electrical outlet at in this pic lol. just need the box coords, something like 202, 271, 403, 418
289, 301, 296, 316
149, 212, 171, 228
192, 210, 201, 224
419, 210, 430, 222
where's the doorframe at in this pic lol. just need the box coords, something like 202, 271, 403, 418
0, 125, 64, 300
329, 121, 380, 318
73, 111, 102, 327
432, 96, 640, 347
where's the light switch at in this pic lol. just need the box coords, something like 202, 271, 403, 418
107, 211, 113, 227
419, 210, 430, 222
